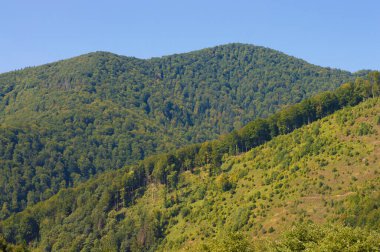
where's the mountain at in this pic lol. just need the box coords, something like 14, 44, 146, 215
1, 76, 379, 251
0, 43, 362, 215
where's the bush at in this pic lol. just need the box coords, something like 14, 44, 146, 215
181, 207, 191, 218
215, 174, 233, 192
272, 223, 380, 251
357, 122, 374, 136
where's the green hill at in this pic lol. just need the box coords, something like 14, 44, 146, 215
0, 44, 360, 214
1, 86, 379, 251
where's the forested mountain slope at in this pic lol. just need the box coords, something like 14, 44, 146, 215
2, 85, 380, 251
0, 43, 361, 214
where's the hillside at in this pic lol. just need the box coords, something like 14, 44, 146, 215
0, 43, 360, 214
1, 93, 379, 251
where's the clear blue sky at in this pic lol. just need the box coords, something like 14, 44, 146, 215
1, 0, 379, 73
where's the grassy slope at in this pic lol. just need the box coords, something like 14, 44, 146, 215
3, 98, 379, 251
134, 98, 380, 251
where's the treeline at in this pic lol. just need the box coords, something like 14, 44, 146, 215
123, 72, 380, 194
201, 223, 380, 251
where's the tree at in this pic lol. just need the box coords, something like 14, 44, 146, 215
240, 119, 270, 150
205, 232, 253, 252
0, 203, 10, 220
369, 71, 380, 98
354, 78, 371, 102
18, 216, 39, 244
215, 174, 233, 192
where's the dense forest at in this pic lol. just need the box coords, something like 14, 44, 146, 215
1, 70, 379, 251
0, 43, 364, 215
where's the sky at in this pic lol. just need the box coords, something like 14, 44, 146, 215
1, 0, 379, 73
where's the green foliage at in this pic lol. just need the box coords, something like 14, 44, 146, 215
0, 236, 28, 252
0, 44, 379, 250
203, 232, 254, 252
17, 216, 39, 244
0, 44, 359, 215
341, 192, 380, 230
356, 122, 374, 136
1, 96, 379, 251
215, 174, 234, 192
273, 223, 380, 251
